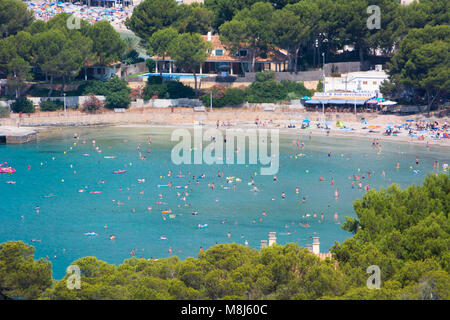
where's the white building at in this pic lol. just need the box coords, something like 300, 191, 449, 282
324, 68, 389, 96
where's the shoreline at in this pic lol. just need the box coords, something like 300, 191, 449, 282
2, 108, 449, 148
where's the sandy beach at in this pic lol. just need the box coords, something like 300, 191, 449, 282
1, 107, 449, 148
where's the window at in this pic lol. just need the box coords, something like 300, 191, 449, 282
215, 49, 224, 56
363, 81, 368, 85
373, 81, 377, 85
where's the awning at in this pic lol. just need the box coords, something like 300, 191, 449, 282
346, 100, 366, 105
328, 99, 347, 105
305, 99, 327, 105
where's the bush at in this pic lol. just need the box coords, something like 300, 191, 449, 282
83, 95, 103, 113
39, 100, 64, 111
200, 86, 246, 108
105, 90, 131, 109
246, 72, 312, 103
80, 76, 131, 109
0, 106, 10, 118
10, 97, 35, 113
122, 50, 144, 65
142, 78, 195, 100
146, 59, 156, 73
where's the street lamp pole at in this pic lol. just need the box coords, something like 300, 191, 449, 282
322, 52, 325, 120
210, 90, 212, 112
63, 93, 67, 116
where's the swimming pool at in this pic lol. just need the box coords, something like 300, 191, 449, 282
140, 73, 212, 80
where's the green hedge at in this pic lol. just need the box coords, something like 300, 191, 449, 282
10, 97, 35, 113
200, 87, 246, 108
143, 77, 195, 100
39, 100, 64, 111
0, 106, 10, 118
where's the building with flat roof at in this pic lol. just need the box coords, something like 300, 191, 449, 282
324, 69, 389, 96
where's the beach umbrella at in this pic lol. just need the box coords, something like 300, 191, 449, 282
325, 120, 332, 126
361, 119, 369, 124
303, 119, 310, 123
406, 119, 414, 122
376, 97, 385, 101
366, 99, 378, 104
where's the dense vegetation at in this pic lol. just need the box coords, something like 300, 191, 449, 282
39, 100, 64, 112
0, 174, 448, 300
200, 71, 312, 106
142, 75, 195, 100
10, 96, 34, 113
126, 0, 448, 109
0, 7, 127, 98
1, 0, 448, 108
79, 76, 131, 109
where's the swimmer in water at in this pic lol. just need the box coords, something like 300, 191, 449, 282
281, 192, 286, 200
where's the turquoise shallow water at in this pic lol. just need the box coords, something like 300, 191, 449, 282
0, 127, 448, 279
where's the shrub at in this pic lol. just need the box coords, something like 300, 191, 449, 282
39, 100, 64, 112
146, 59, 156, 73
200, 86, 246, 108
142, 78, 195, 100
105, 90, 131, 109
0, 106, 10, 118
83, 95, 103, 113
165, 81, 195, 99
246, 72, 312, 103
80, 76, 131, 109
10, 97, 35, 113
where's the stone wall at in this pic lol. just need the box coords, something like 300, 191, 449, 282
130, 98, 203, 109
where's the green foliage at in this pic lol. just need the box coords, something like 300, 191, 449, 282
0, 106, 10, 118
125, 0, 180, 40
386, 25, 449, 111
145, 59, 156, 73
0, 241, 52, 299
143, 78, 195, 100
200, 86, 246, 107
81, 76, 131, 109
39, 100, 64, 112
332, 174, 450, 298
167, 33, 212, 91
148, 27, 179, 65
10, 96, 35, 113
86, 20, 126, 65
246, 71, 311, 103
0, 0, 34, 39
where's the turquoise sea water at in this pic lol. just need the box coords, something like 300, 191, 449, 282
0, 127, 448, 279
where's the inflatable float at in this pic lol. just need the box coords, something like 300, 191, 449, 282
113, 170, 127, 174
0, 162, 16, 174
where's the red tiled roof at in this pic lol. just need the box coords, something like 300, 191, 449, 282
152, 34, 288, 63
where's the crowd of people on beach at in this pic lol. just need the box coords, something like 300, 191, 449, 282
25, 1, 133, 31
